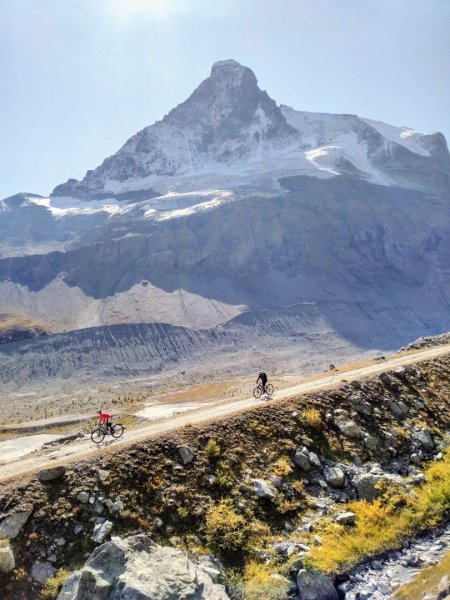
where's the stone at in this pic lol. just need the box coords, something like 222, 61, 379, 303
309, 451, 322, 468
297, 569, 338, 600
37, 466, 66, 482
252, 479, 277, 499
98, 469, 110, 482
178, 446, 194, 465
355, 472, 410, 501
92, 520, 113, 544
413, 429, 435, 451
153, 517, 164, 529
335, 511, 356, 525
336, 419, 362, 439
57, 537, 66, 546
365, 435, 379, 451
379, 372, 392, 386
0, 510, 32, 539
56, 534, 230, 599
324, 467, 346, 488
353, 400, 372, 416
0, 544, 15, 573
393, 367, 407, 379
73, 523, 83, 535
111, 500, 124, 512
294, 448, 311, 471
31, 561, 56, 584
77, 492, 89, 504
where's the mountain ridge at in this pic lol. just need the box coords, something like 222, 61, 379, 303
50, 59, 450, 201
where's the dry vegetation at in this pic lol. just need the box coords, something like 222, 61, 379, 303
1, 355, 450, 599
309, 449, 450, 572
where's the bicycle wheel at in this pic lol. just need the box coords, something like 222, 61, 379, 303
253, 385, 263, 399
265, 383, 274, 395
111, 424, 124, 439
91, 428, 105, 444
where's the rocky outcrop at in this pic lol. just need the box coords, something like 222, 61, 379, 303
296, 569, 338, 600
0, 511, 32, 539
57, 534, 229, 600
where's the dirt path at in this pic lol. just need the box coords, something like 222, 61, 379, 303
1, 343, 449, 484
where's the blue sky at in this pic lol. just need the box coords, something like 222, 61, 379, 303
1, 0, 449, 199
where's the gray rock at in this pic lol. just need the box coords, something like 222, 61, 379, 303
252, 479, 277, 499
56, 534, 230, 599
309, 451, 322, 468
178, 446, 194, 465
294, 448, 311, 471
297, 569, 338, 600
0, 510, 32, 539
0, 544, 15, 573
111, 500, 124, 512
355, 472, 410, 501
393, 367, 407, 379
365, 435, 379, 451
335, 511, 356, 525
31, 561, 56, 584
77, 492, 89, 504
386, 399, 409, 417
413, 429, 435, 451
324, 467, 346, 488
92, 520, 113, 544
336, 419, 362, 439
37, 466, 66, 482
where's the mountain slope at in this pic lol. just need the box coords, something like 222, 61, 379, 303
1, 59, 450, 385
51, 59, 450, 201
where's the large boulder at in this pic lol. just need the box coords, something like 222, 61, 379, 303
0, 510, 32, 539
57, 534, 229, 600
297, 569, 338, 600
355, 472, 410, 501
0, 544, 15, 573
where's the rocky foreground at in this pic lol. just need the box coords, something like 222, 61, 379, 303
1, 354, 450, 599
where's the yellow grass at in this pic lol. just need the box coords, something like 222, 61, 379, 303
309, 450, 450, 573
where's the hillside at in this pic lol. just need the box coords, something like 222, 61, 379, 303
1, 352, 450, 599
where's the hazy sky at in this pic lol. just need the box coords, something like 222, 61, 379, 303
1, 0, 449, 199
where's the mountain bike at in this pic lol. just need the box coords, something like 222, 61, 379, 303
253, 383, 274, 399
91, 422, 125, 444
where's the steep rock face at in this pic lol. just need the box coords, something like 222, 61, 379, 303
52, 59, 297, 200
57, 534, 229, 600
51, 60, 450, 200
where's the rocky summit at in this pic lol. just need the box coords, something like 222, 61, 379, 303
1, 60, 450, 388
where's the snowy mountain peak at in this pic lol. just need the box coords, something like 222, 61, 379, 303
51, 60, 450, 202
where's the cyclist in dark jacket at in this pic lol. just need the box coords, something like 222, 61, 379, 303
256, 371, 268, 393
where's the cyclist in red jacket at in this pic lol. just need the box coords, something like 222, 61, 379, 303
97, 410, 113, 432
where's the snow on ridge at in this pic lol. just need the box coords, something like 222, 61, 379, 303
360, 117, 431, 156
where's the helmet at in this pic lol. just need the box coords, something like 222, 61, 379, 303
97, 409, 102, 414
